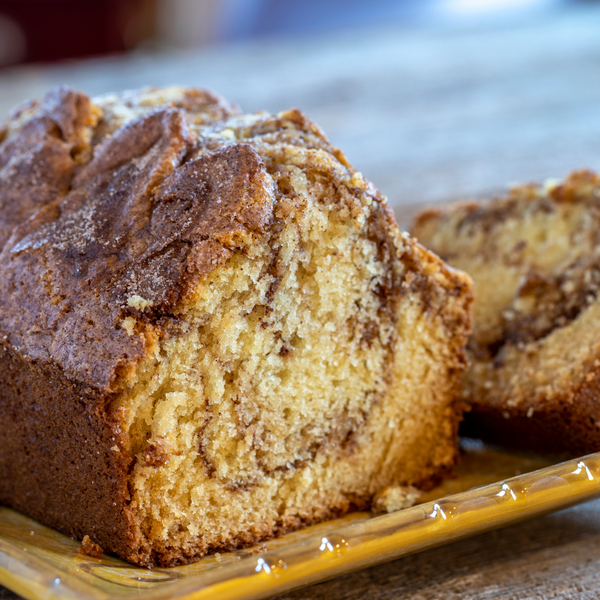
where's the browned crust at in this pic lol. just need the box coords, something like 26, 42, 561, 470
435, 362, 470, 500
0, 86, 268, 566
0, 342, 145, 563
402, 237, 473, 480
370, 208, 472, 505
461, 360, 600, 456
441, 363, 471, 493
0, 90, 271, 390
78, 535, 104, 559
0, 88, 95, 250
0, 86, 472, 569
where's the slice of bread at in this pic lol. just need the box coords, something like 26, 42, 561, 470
413, 170, 600, 455
0, 86, 472, 567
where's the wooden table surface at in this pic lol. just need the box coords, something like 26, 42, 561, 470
3, 6, 600, 599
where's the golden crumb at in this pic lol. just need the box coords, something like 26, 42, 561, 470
412, 169, 600, 454
120, 317, 137, 336
127, 295, 154, 311
371, 486, 421, 513
0, 85, 472, 568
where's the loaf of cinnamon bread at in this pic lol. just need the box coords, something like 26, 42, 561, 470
0, 86, 472, 567
413, 171, 600, 455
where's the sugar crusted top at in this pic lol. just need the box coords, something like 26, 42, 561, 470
0, 86, 379, 390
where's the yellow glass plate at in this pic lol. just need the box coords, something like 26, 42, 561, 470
1, 440, 599, 600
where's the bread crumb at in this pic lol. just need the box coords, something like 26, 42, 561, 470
120, 317, 137, 336
127, 295, 154, 311
372, 485, 421, 514
78, 535, 104, 559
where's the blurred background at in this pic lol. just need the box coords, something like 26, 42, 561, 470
2, 7, 600, 600
0, 0, 600, 215
0, 0, 591, 67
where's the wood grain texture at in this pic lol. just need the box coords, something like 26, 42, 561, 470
3, 6, 600, 599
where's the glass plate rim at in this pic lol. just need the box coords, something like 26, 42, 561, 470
2, 451, 600, 600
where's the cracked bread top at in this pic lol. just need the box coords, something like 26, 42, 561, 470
0, 86, 398, 391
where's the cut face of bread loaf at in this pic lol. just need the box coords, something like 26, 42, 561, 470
412, 170, 600, 455
0, 86, 472, 567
